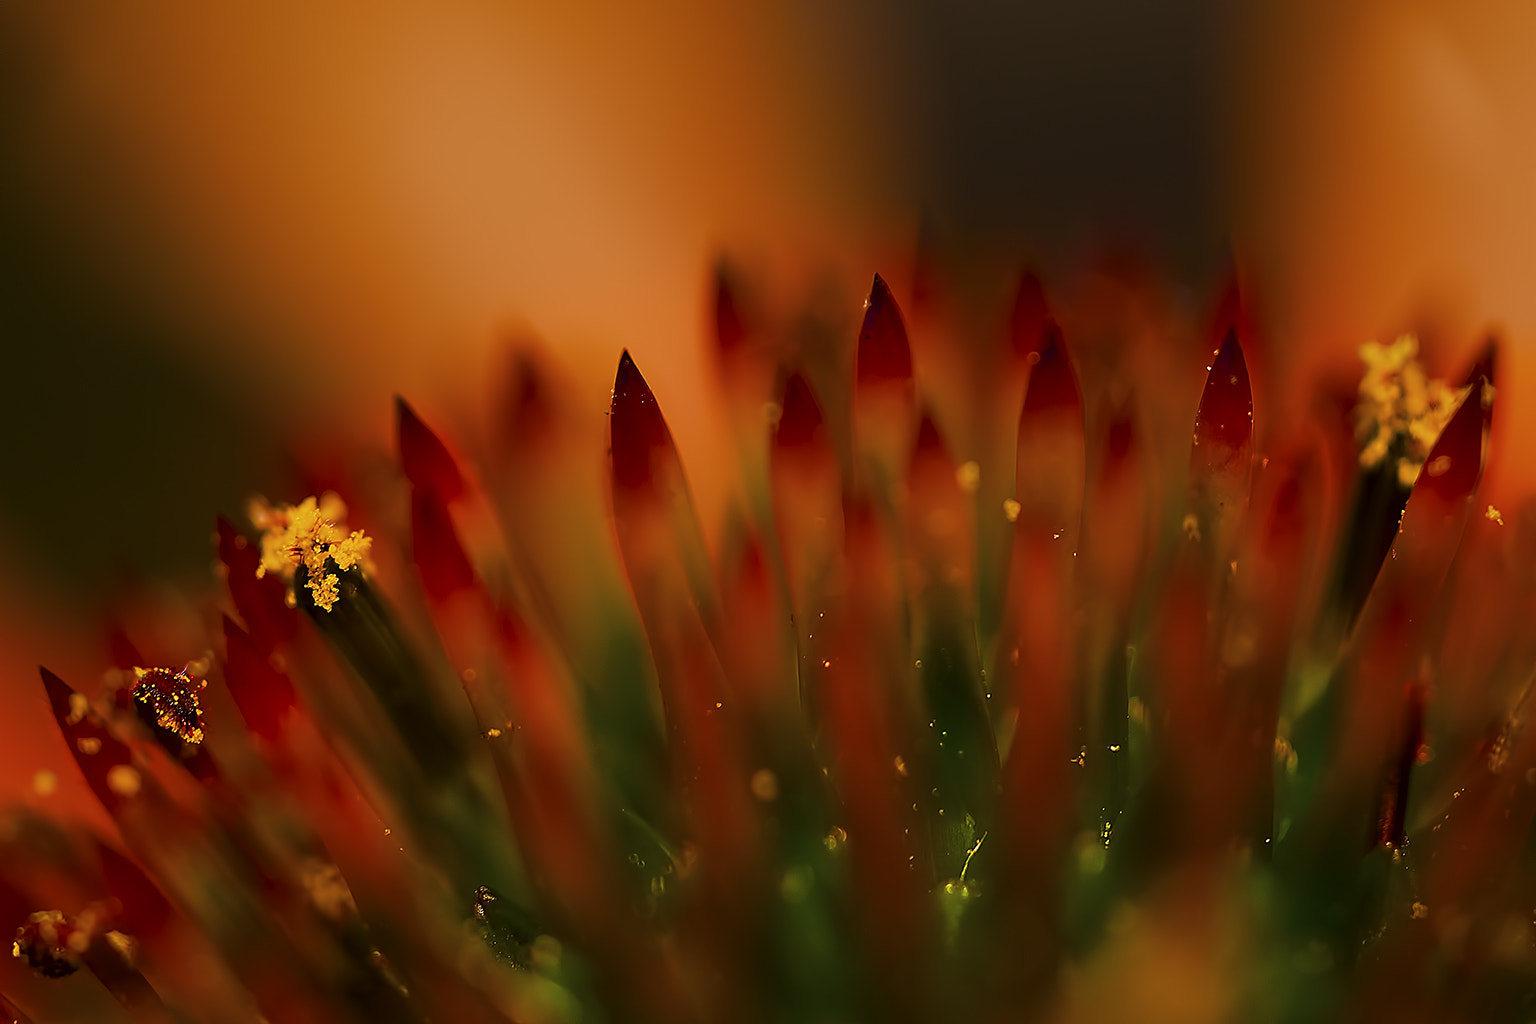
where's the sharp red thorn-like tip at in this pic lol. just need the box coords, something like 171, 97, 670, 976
1020, 322, 1081, 417
40, 666, 72, 719
1009, 271, 1051, 359
775, 372, 826, 451
856, 273, 913, 386
397, 397, 465, 502
713, 263, 745, 356
1193, 327, 1254, 457
611, 351, 675, 492
40, 667, 137, 814
1412, 376, 1487, 505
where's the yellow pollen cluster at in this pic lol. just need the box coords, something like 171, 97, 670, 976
132, 666, 206, 745
1355, 336, 1466, 488
250, 493, 373, 612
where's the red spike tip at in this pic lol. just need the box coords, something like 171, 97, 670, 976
855, 273, 913, 386
397, 396, 465, 502
610, 350, 676, 493
1191, 327, 1254, 469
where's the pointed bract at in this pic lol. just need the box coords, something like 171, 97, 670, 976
611, 350, 678, 493
1191, 328, 1254, 468
397, 397, 466, 502
41, 667, 141, 816
1411, 376, 1486, 507
855, 274, 913, 386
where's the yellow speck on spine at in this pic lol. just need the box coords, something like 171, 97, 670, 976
1002, 498, 1021, 523
955, 461, 981, 493
1486, 505, 1505, 526
106, 764, 141, 797
250, 492, 373, 612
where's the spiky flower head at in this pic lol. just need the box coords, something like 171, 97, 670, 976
2, 268, 1528, 1024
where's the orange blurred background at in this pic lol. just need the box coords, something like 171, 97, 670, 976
3, 1, 1535, 815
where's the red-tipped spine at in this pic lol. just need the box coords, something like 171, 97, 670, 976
853, 276, 917, 497
855, 274, 913, 387
1188, 327, 1255, 556
397, 396, 466, 503
608, 350, 760, 1016
996, 324, 1085, 896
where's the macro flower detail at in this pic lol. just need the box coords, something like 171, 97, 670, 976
125, 666, 206, 747
6, 266, 1532, 1023
11, 911, 83, 980
250, 493, 373, 612
1355, 334, 1466, 487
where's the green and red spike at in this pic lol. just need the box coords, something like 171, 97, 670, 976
609, 351, 753, 881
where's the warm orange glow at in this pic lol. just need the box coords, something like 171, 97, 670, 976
5, 2, 1536, 882
1235, 0, 1536, 494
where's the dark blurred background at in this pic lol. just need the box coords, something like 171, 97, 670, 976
0, 0, 1238, 602
3, 0, 1535, 606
